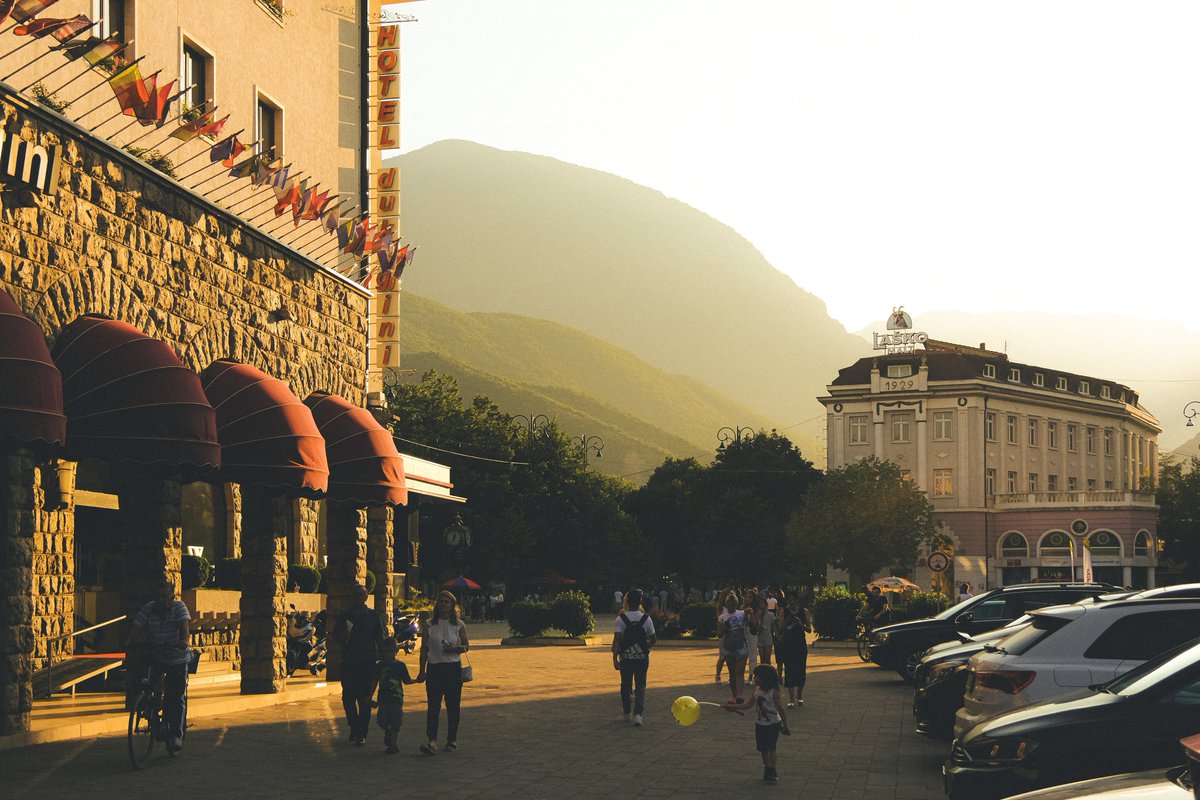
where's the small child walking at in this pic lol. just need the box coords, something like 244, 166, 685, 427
375, 637, 420, 753
723, 663, 790, 782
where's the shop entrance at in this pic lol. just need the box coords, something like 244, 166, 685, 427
73, 460, 125, 651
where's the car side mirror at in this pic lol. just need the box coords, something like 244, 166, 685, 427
955, 612, 974, 626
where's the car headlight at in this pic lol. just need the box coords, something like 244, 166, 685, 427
962, 737, 1037, 765
873, 632, 889, 645
926, 662, 964, 686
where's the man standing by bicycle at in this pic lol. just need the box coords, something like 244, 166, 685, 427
127, 579, 192, 751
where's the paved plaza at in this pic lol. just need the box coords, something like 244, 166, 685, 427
1, 627, 949, 799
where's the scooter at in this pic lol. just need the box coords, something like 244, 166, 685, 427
286, 606, 328, 677
394, 612, 419, 655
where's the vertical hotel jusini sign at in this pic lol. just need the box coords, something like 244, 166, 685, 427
367, 2, 405, 401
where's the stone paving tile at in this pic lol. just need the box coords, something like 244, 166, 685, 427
1, 638, 951, 799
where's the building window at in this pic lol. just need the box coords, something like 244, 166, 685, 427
1079, 380, 1091, 395
983, 364, 996, 379
1027, 419, 1038, 446
1028, 473, 1038, 492
985, 412, 996, 442
1087, 478, 1097, 491
1009, 368, 1021, 382
1067, 424, 1077, 452
1104, 429, 1113, 456
1101, 385, 1111, 399
1057, 377, 1068, 390
1067, 476, 1078, 491
181, 482, 227, 563
1087, 426, 1096, 454
96, 0, 129, 43
899, 469, 912, 483
891, 414, 911, 443
1047, 474, 1058, 491
1040, 530, 1073, 557
1088, 530, 1122, 557
887, 364, 913, 378
1033, 373, 1044, 387
256, 97, 281, 159
1001, 532, 1029, 558
1134, 531, 1152, 557
933, 469, 953, 497
182, 41, 213, 113
1007, 471, 1017, 493
848, 415, 868, 445
933, 411, 953, 441
1007, 415, 1017, 444
985, 468, 996, 496
1047, 421, 1058, 449
1104, 479, 1114, 490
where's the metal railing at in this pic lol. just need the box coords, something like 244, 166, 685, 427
42, 614, 126, 699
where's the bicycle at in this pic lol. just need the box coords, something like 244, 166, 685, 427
855, 617, 874, 662
127, 654, 193, 769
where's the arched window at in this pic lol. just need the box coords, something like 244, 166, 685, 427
1000, 532, 1028, 558
1039, 530, 1073, 557
1134, 530, 1153, 557
1086, 530, 1122, 557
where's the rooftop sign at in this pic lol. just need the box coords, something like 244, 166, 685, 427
873, 306, 928, 354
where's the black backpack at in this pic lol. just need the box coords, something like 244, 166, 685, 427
619, 613, 651, 661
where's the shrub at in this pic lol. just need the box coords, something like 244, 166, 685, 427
902, 590, 950, 620
181, 554, 212, 590
288, 564, 321, 593
213, 557, 241, 591
550, 590, 595, 637
365, 570, 376, 594
507, 601, 552, 637
810, 585, 864, 640
679, 602, 719, 638
649, 609, 681, 639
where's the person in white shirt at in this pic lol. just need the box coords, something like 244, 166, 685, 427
612, 588, 656, 726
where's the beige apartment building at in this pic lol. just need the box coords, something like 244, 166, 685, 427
820, 339, 1160, 594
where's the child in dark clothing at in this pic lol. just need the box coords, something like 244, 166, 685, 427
376, 637, 420, 753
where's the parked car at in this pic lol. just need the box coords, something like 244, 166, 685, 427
943, 637, 1200, 799
1002, 766, 1193, 800
869, 582, 1118, 682
954, 597, 1200, 738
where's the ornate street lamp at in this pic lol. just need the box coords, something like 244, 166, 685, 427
717, 425, 756, 449
572, 434, 604, 466
1186, 402, 1200, 427
511, 413, 551, 439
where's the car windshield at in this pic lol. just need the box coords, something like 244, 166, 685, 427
989, 615, 1067, 655
1105, 636, 1200, 695
933, 593, 989, 621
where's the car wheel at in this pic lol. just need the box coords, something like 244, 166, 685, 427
896, 647, 924, 683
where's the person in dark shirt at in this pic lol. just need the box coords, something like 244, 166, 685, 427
859, 586, 890, 628
333, 583, 386, 745
375, 637, 420, 753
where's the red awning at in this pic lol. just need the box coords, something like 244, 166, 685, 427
51, 315, 220, 469
303, 391, 406, 507
200, 359, 328, 497
0, 288, 65, 450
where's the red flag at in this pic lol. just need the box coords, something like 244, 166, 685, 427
209, 134, 246, 168
107, 62, 148, 117
273, 179, 301, 217
198, 113, 229, 138
168, 107, 214, 141
11, 0, 59, 22
400, 245, 416, 275
131, 72, 174, 126
14, 14, 89, 40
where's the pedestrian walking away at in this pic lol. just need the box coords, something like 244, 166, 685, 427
777, 599, 811, 709
418, 590, 470, 755
334, 583, 386, 745
375, 637, 420, 753
756, 597, 776, 667
612, 588, 657, 726
724, 664, 791, 783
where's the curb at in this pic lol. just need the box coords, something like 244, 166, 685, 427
500, 636, 604, 647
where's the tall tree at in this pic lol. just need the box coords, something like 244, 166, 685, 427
1156, 457, 1200, 580
787, 457, 935, 588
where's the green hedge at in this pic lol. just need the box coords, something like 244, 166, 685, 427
507, 601, 552, 637
288, 564, 321, 593
214, 557, 241, 591
679, 602, 718, 638
811, 585, 864, 640
649, 609, 681, 639
550, 590, 595, 637
894, 590, 950, 621
181, 554, 212, 590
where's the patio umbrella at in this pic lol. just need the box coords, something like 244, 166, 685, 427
531, 571, 578, 586
867, 576, 920, 593
442, 576, 481, 591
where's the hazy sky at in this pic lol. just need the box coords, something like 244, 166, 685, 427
393, 1, 1200, 334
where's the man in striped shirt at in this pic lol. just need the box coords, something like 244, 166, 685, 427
128, 580, 192, 750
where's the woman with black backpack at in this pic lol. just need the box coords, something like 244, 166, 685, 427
612, 588, 657, 726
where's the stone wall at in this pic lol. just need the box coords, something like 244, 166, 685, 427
292, 498, 320, 568
30, 461, 73, 671
0, 453, 35, 736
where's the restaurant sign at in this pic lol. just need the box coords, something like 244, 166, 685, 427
0, 131, 61, 194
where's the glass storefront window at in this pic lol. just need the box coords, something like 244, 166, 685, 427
1001, 532, 1028, 558
1039, 531, 1072, 557
181, 482, 226, 562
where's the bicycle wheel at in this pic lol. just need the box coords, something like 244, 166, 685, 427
857, 629, 871, 662
127, 692, 156, 769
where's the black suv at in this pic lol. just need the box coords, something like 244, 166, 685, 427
868, 582, 1119, 682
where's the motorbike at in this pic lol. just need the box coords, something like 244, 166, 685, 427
394, 612, 419, 654
286, 605, 327, 676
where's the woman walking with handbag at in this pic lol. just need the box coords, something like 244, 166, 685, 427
417, 590, 470, 755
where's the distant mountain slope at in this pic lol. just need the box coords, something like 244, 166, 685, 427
392, 140, 868, 444
396, 293, 794, 479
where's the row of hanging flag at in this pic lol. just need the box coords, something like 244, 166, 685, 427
0, 0, 416, 284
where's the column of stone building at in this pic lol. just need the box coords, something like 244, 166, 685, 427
31, 460, 75, 673
291, 498, 319, 568
118, 471, 183, 635
324, 503, 367, 682
224, 483, 242, 558
239, 491, 288, 694
0, 452, 36, 735
366, 506, 394, 624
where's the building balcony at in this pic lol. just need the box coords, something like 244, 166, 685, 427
989, 490, 1158, 510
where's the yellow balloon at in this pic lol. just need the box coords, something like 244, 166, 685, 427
671, 695, 701, 727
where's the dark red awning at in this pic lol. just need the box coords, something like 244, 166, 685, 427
0, 288, 65, 450
51, 315, 219, 469
200, 359, 328, 497
303, 391, 406, 507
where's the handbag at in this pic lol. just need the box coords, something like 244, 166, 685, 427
461, 652, 474, 683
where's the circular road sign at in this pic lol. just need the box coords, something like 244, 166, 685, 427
927, 551, 950, 573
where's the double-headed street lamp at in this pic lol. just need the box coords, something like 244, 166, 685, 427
1185, 402, 1200, 427
572, 434, 604, 466
511, 413, 551, 439
717, 425, 756, 449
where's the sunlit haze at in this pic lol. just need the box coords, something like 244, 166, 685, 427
394, 0, 1200, 333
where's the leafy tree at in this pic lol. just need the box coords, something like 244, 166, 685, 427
624, 458, 707, 585
1156, 457, 1200, 580
787, 457, 935, 588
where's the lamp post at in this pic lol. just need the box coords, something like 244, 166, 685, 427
572, 434, 604, 466
1185, 402, 1200, 427
511, 413, 551, 440
717, 425, 756, 449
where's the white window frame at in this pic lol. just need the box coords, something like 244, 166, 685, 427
933, 411, 953, 441
891, 414, 912, 443
1028, 472, 1038, 492
1009, 368, 1021, 382
1067, 476, 1078, 491
1104, 429, 1113, 456
1047, 474, 1058, 491
1033, 373, 1044, 387
1006, 415, 1017, 444
1087, 426, 1096, 454
1007, 471, 1017, 493
983, 364, 996, 379
887, 364, 913, 379
1067, 424, 1077, 452
1079, 380, 1091, 395
1027, 418, 1038, 447
848, 415, 868, 445
985, 468, 996, 496
933, 468, 953, 497
1057, 377, 1068, 390
180, 33, 216, 114
1047, 421, 1058, 450
985, 412, 996, 442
